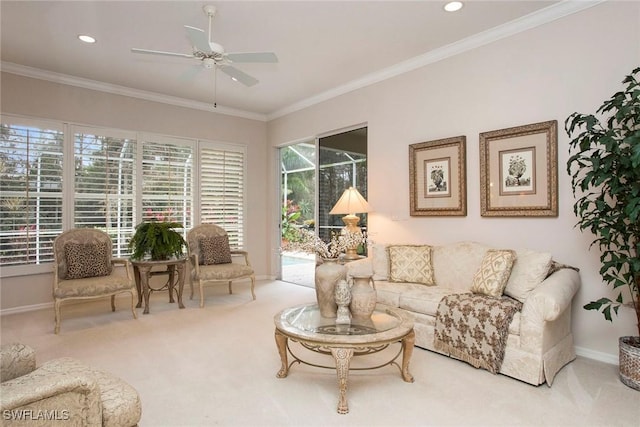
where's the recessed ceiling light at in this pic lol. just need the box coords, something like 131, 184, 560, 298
444, 1, 464, 12
78, 34, 96, 44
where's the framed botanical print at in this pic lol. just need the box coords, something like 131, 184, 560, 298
479, 120, 558, 217
409, 136, 466, 216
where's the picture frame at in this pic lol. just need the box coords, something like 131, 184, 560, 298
479, 120, 558, 217
409, 136, 466, 216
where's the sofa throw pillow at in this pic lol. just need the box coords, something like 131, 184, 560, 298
388, 245, 435, 285
503, 249, 552, 303
200, 236, 232, 265
64, 241, 112, 280
471, 249, 516, 297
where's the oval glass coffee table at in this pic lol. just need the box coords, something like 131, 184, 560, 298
274, 303, 415, 414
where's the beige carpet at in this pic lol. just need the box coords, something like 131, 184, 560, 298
1, 280, 639, 426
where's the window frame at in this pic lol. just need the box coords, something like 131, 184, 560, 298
0, 114, 248, 278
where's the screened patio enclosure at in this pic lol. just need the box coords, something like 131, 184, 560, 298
280, 127, 367, 287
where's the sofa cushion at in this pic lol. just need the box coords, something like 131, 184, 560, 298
388, 245, 435, 285
375, 280, 522, 335
470, 249, 516, 297
432, 241, 490, 291
64, 241, 112, 279
504, 249, 553, 303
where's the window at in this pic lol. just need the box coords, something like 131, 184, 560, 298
0, 115, 247, 275
0, 119, 64, 266
200, 146, 245, 247
141, 136, 193, 234
74, 126, 136, 257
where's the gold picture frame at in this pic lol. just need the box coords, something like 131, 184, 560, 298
479, 120, 558, 217
409, 136, 466, 216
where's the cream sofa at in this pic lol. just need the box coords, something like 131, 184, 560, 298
0, 343, 141, 426
345, 241, 580, 386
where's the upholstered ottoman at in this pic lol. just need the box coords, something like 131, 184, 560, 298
0, 343, 142, 426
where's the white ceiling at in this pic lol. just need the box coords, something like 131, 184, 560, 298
2, 1, 593, 120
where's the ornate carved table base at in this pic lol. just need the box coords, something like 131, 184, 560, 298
274, 328, 415, 414
132, 258, 187, 314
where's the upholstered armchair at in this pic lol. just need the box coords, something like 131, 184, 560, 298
53, 228, 137, 334
0, 343, 142, 426
186, 224, 256, 308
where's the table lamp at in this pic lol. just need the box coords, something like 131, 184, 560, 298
329, 186, 371, 260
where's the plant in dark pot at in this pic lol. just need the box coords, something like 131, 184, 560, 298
128, 220, 186, 261
566, 66, 640, 391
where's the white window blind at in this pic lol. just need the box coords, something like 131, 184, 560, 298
0, 120, 64, 266
200, 146, 245, 247
141, 139, 193, 232
74, 127, 136, 257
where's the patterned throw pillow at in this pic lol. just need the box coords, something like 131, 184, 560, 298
64, 241, 112, 279
471, 249, 516, 297
387, 245, 435, 285
200, 235, 232, 265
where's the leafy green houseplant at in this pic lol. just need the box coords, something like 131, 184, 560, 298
566, 67, 640, 389
128, 220, 186, 261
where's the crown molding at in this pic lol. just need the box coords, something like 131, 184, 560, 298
1, 1, 604, 123
267, 0, 605, 120
0, 61, 268, 122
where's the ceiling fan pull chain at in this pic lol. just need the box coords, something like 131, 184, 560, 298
213, 66, 217, 108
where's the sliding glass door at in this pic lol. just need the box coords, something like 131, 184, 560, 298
279, 127, 367, 287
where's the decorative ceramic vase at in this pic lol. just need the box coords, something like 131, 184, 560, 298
334, 279, 352, 324
314, 258, 346, 318
349, 275, 377, 320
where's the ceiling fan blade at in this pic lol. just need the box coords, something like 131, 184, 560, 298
131, 48, 194, 58
184, 25, 211, 53
219, 65, 259, 87
225, 52, 278, 63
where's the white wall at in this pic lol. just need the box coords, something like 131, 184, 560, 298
0, 73, 270, 310
267, 2, 640, 361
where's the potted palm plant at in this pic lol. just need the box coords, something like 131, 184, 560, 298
566, 66, 640, 390
128, 220, 186, 261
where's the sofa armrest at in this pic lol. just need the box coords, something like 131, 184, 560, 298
0, 343, 36, 382
0, 366, 103, 425
523, 268, 580, 322
344, 257, 374, 277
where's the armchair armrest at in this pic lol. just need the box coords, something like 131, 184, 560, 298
231, 250, 251, 266
0, 343, 36, 382
522, 268, 580, 322
112, 257, 133, 281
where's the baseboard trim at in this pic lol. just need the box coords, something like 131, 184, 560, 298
575, 345, 618, 366
0, 302, 53, 316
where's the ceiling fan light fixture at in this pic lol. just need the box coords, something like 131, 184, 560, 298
78, 34, 96, 44
444, 1, 464, 12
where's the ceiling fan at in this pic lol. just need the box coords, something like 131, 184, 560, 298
131, 4, 277, 105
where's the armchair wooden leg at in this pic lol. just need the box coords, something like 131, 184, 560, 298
250, 276, 256, 300
130, 291, 138, 320
111, 295, 116, 312
228, 281, 233, 295
189, 277, 194, 300
199, 280, 205, 308
54, 300, 61, 335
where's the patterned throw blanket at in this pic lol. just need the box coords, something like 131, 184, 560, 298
434, 293, 522, 374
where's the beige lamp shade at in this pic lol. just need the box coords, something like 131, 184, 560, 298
329, 187, 370, 260
329, 187, 371, 215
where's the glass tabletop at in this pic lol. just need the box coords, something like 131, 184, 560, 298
275, 304, 413, 341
